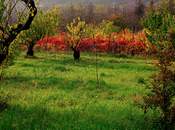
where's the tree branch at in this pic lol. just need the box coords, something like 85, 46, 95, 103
0, 0, 37, 64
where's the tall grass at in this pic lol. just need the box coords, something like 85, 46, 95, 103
0, 52, 159, 130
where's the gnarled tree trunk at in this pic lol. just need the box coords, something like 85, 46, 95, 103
0, 54, 7, 65
27, 43, 35, 56
0, 0, 37, 65
71, 46, 80, 60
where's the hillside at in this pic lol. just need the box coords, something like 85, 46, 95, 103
39, 0, 162, 8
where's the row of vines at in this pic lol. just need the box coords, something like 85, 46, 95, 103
25, 29, 147, 57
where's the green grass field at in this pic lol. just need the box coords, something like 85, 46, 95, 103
0, 52, 160, 130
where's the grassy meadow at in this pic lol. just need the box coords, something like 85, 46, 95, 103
0, 52, 161, 130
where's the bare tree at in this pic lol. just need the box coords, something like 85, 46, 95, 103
134, 0, 146, 20
64, 3, 76, 25
86, 2, 95, 24
76, 2, 86, 22
0, 0, 37, 64
125, 8, 140, 32
134, 0, 146, 31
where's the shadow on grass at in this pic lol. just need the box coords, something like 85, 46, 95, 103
2, 73, 110, 91
18, 54, 154, 73
3, 75, 80, 90
0, 102, 159, 130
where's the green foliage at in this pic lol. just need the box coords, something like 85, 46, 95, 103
108, 13, 126, 31
142, 8, 175, 51
98, 20, 121, 35
141, 6, 175, 129
18, 7, 59, 47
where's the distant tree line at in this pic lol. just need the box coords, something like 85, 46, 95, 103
48, 0, 174, 34
40, 0, 164, 7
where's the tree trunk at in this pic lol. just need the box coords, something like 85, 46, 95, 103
131, 50, 135, 57
27, 44, 34, 56
73, 50, 80, 60
71, 47, 80, 60
0, 45, 9, 64
0, 54, 7, 65
0, 0, 37, 65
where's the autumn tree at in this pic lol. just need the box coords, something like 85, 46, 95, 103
0, 0, 37, 65
157, 0, 175, 15
141, 7, 175, 129
18, 7, 59, 56
66, 18, 87, 60
108, 13, 126, 31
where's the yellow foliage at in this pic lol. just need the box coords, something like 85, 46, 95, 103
67, 18, 86, 40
